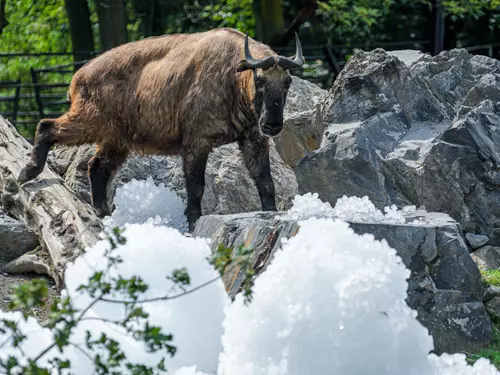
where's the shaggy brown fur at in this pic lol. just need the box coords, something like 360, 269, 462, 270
18, 28, 303, 231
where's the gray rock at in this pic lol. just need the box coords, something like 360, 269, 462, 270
466, 233, 490, 250
284, 75, 328, 114
471, 246, 500, 270
3, 247, 52, 276
485, 296, 500, 320
483, 285, 500, 303
0, 211, 39, 264
193, 209, 492, 354
273, 76, 328, 168
203, 143, 298, 214
48, 142, 298, 217
297, 111, 410, 209
388, 50, 426, 66
296, 48, 500, 246
274, 106, 324, 168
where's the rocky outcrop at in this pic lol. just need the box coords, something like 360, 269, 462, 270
465, 233, 490, 250
275, 76, 328, 167
47, 76, 326, 217
193, 209, 492, 355
471, 246, 500, 270
295, 48, 500, 245
0, 211, 39, 264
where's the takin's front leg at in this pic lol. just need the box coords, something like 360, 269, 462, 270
182, 145, 211, 232
238, 137, 277, 212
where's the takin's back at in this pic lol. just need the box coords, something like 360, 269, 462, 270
65, 28, 275, 152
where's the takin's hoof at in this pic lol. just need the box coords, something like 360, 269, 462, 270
262, 206, 278, 212
17, 165, 42, 184
186, 214, 201, 233
94, 206, 111, 218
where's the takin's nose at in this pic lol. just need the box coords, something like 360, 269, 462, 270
261, 123, 283, 137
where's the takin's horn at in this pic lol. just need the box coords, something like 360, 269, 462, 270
277, 32, 304, 70
237, 33, 277, 72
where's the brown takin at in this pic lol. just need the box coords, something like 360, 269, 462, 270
18, 27, 304, 231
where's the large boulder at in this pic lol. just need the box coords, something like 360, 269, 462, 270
274, 76, 328, 167
295, 48, 500, 245
0, 211, 39, 264
193, 207, 492, 355
46, 76, 326, 217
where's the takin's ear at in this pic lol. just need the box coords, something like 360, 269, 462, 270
236, 60, 254, 72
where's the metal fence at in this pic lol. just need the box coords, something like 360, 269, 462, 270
1, 40, 499, 142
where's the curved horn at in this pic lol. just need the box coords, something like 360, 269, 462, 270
277, 32, 304, 70
237, 33, 276, 72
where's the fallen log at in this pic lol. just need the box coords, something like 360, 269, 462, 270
0, 116, 103, 289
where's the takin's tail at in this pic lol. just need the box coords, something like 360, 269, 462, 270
18, 113, 95, 183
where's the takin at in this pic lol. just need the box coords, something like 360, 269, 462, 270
18, 28, 304, 231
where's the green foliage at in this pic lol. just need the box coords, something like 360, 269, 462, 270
7, 279, 49, 319
443, 0, 500, 21
0, 227, 257, 374
482, 269, 500, 287
316, 0, 393, 43
315, 0, 500, 46
467, 268, 500, 368
0, 0, 72, 82
187, 0, 255, 36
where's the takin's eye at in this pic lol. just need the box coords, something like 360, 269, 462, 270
255, 75, 266, 86
284, 75, 292, 88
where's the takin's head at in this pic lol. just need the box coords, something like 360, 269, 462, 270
237, 33, 304, 137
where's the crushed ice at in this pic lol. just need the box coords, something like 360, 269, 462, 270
103, 176, 189, 232
276, 192, 437, 226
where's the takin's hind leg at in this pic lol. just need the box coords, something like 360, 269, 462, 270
88, 145, 127, 218
18, 119, 56, 183
18, 114, 95, 184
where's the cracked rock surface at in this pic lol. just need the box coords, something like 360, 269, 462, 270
295, 48, 500, 245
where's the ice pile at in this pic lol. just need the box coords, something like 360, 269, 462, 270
278, 192, 409, 224
332, 195, 407, 224
1, 177, 499, 374
1, 222, 228, 374
103, 177, 189, 232
218, 217, 498, 375
219, 218, 432, 374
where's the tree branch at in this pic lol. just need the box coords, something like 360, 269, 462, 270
100, 276, 221, 304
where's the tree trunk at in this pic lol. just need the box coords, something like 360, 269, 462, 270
0, 0, 8, 36
64, 0, 95, 69
94, 0, 128, 51
253, 0, 284, 44
0, 116, 103, 290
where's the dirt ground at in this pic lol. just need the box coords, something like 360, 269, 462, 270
0, 271, 57, 323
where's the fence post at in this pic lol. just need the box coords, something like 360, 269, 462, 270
323, 45, 342, 75
433, 0, 445, 55
30, 67, 44, 118
12, 79, 20, 124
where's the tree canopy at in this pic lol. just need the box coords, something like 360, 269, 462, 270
1, 0, 498, 57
